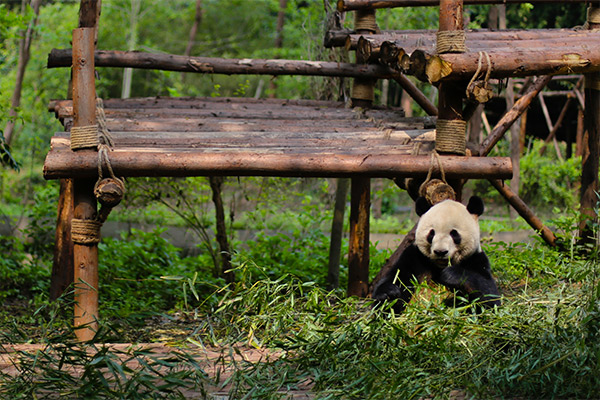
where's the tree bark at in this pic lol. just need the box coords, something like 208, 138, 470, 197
269, 0, 287, 98
4, 0, 42, 146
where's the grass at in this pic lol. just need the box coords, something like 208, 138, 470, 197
3, 243, 600, 399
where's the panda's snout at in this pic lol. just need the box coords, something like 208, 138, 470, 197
434, 249, 448, 257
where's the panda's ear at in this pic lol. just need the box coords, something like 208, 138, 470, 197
415, 197, 432, 217
467, 196, 484, 216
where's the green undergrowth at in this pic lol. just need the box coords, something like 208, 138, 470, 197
2, 243, 600, 399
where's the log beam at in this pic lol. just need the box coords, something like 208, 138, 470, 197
579, 4, 600, 244
338, 0, 588, 11
44, 149, 513, 180
480, 74, 553, 156
48, 49, 401, 80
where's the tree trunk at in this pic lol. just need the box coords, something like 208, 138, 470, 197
4, 0, 42, 146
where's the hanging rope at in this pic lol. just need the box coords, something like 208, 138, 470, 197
466, 51, 493, 103
418, 151, 456, 205
435, 119, 466, 155
436, 30, 466, 54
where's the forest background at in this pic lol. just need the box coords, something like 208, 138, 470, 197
0, 1, 598, 399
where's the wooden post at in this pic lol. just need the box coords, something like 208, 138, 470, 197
51, 0, 101, 302
579, 5, 600, 244
50, 179, 74, 301
351, 9, 378, 107
348, 177, 370, 297
72, 27, 99, 341
328, 178, 349, 290
435, 0, 466, 159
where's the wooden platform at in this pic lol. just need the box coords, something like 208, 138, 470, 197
43, 96, 512, 180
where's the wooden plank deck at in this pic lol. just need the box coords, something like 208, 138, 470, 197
43, 96, 512, 180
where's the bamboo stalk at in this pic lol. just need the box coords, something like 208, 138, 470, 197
48, 49, 400, 80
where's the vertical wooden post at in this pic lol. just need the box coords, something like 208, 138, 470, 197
50, 0, 101, 302
351, 9, 377, 108
436, 0, 466, 154
50, 179, 74, 301
328, 178, 349, 290
348, 177, 370, 297
579, 5, 600, 244
72, 27, 99, 341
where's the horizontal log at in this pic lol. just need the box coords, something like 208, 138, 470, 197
424, 45, 600, 82
339, 29, 600, 50
47, 49, 400, 79
338, 0, 588, 11
43, 143, 512, 179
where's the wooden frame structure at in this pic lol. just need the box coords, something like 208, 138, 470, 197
44, 0, 599, 341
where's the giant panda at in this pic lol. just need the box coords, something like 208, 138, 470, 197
372, 196, 501, 313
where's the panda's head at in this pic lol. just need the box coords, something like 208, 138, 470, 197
414, 196, 484, 266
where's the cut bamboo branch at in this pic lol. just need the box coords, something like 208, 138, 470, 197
48, 49, 401, 80
338, 0, 588, 11
480, 75, 553, 156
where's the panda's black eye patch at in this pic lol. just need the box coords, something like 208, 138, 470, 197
450, 229, 461, 245
427, 229, 435, 244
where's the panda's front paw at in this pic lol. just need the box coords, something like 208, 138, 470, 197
372, 282, 403, 302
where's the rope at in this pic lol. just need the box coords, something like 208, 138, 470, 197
423, 151, 446, 185
466, 51, 493, 103
435, 119, 466, 154
71, 218, 102, 245
354, 10, 378, 33
352, 81, 375, 101
96, 98, 114, 147
589, 6, 600, 24
70, 125, 99, 150
436, 30, 466, 54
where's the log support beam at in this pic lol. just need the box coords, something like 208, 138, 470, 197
71, 27, 99, 342
579, 4, 600, 244
348, 177, 370, 297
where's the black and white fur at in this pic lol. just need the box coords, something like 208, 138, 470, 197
372, 196, 501, 313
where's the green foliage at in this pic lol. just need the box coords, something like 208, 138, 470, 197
519, 142, 581, 210
98, 228, 223, 319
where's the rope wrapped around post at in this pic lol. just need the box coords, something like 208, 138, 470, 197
435, 119, 466, 155
436, 30, 466, 54
71, 98, 125, 246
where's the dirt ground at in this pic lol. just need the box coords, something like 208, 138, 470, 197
0, 343, 314, 399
